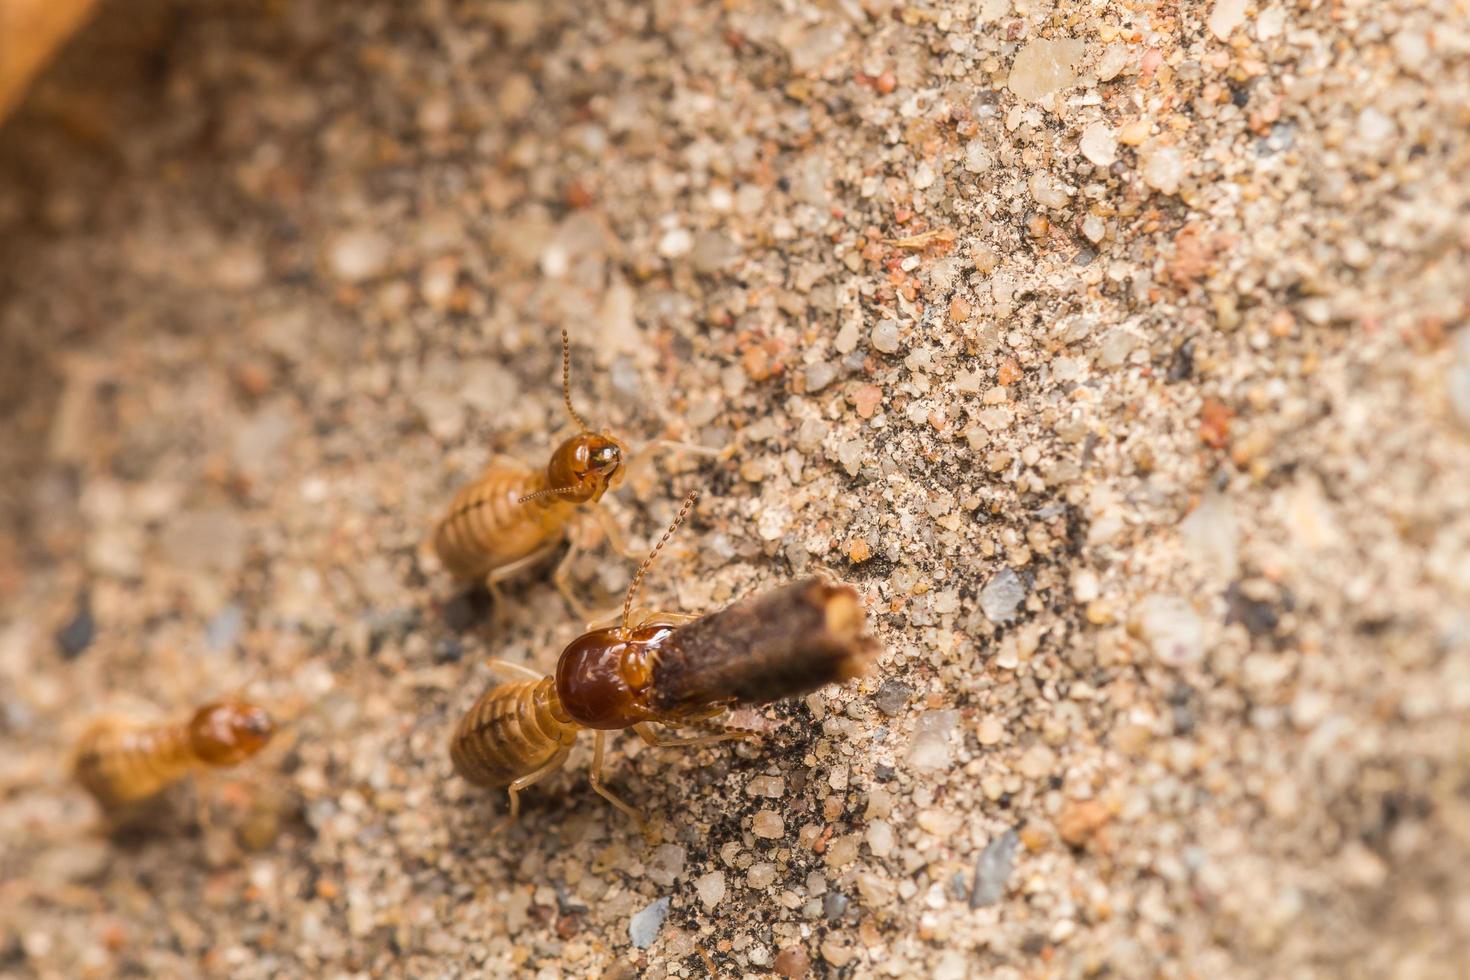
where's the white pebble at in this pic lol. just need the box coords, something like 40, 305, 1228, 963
657, 227, 693, 258
871, 319, 901, 354
963, 140, 993, 173
327, 230, 391, 282
752, 810, 785, 839
907, 709, 959, 772
1207, 0, 1247, 40
1140, 142, 1186, 195
1079, 122, 1118, 167
1137, 595, 1206, 667
979, 567, 1027, 624
695, 871, 726, 909
866, 820, 895, 857
1007, 38, 1086, 102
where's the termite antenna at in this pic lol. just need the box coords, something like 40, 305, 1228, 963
561, 328, 591, 434
622, 489, 698, 636
518, 486, 578, 504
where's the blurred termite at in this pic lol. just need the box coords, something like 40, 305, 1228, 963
448, 490, 878, 835
431, 329, 721, 613
72, 699, 276, 813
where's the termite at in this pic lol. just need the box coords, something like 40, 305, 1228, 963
72, 699, 276, 813
430, 329, 717, 612
448, 490, 878, 835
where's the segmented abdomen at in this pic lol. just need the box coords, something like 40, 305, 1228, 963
73, 720, 197, 809
431, 465, 572, 581
449, 678, 578, 788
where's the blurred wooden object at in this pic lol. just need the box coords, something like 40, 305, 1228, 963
0, 0, 98, 122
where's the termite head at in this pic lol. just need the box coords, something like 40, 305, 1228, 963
545, 432, 628, 503
187, 700, 276, 767
555, 624, 673, 729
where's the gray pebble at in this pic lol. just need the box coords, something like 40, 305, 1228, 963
628, 896, 671, 949
970, 830, 1019, 908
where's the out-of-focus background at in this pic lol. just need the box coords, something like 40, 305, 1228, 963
2, 1, 1468, 977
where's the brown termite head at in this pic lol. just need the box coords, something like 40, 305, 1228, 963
544, 431, 629, 504
527, 328, 631, 505
186, 700, 276, 767
554, 620, 705, 730
554, 488, 707, 729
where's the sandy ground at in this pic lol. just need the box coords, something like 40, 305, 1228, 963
1, 1, 1469, 977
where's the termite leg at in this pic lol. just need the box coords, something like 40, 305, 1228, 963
486, 659, 543, 681
492, 744, 571, 837
588, 730, 648, 837
551, 537, 592, 620
632, 722, 758, 749
591, 506, 642, 561
484, 543, 559, 608
640, 437, 732, 461
187, 774, 216, 839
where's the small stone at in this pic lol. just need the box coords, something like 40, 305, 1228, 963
872, 679, 911, 716
628, 896, 671, 949
327, 230, 391, 282
805, 362, 836, 392
820, 937, 854, 967
690, 231, 739, 273
851, 383, 883, 419
979, 567, 1027, 624
837, 438, 865, 477
747, 862, 777, 889
747, 775, 786, 798
1056, 799, 1111, 847
774, 946, 812, 978
1140, 142, 1187, 195
963, 141, 993, 173
647, 844, 687, 887
752, 810, 786, 839
866, 820, 895, 858
1079, 122, 1118, 167
657, 227, 693, 258
695, 871, 726, 909
1016, 743, 1056, 779
977, 715, 1005, 746
823, 891, 849, 920
970, 830, 1019, 907
870, 319, 901, 354
205, 604, 244, 652
1180, 491, 1238, 581
433, 637, 465, 663
414, 390, 466, 443
824, 833, 861, 869
1449, 329, 1470, 431
1029, 172, 1068, 209
1207, 0, 1247, 40
907, 709, 959, 771
55, 593, 95, 659
1136, 595, 1206, 667
1118, 119, 1151, 146
1007, 38, 1086, 102
917, 809, 961, 837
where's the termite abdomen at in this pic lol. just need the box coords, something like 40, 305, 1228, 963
648, 577, 877, 714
